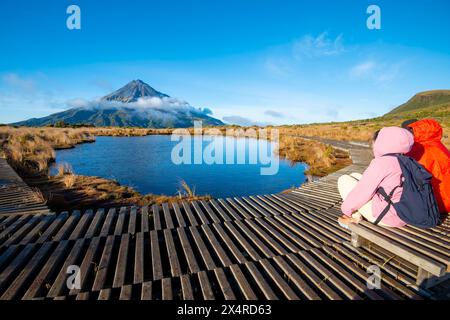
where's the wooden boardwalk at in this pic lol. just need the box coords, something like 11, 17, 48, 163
0, 158, 50, 216
0, 140, 448, 300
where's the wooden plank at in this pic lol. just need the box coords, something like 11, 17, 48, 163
200, 200, 221, 223
244, 262, 278, 300
141, 281, 152, 300
114, 207, 127, 235
258, 259, 300, 300
53, 211, 80, 241
201, 224, 232, 267
150, 230, 163, 280
113, 234, 130, 288
92, 235, 116, 291
191, 201, 209, 224
134, 232, 144, 284
284, 253, 342, 300
223, 221, 261, 261
297, 251, 361, 300
197, 271, 214, 300
18, 214, 56, 245
310, 248, 383, 300
226, 198, 253, 219
2, 215, 41, 246
69, 236, 102, 295
321, 246, 405, 300
290, 212, 345, 244
119, 285, 132, 300
348, 223, 446, 276
85, 208, 105, 238
23, 240, 71, 299
176, 227, 200, 274
0, 245, 19, 270
141, 206, 150, 233
75, 292, 90, 300
217, 199, 241, 220
100, 208, 116, 237
128, 207, 137, 234
47, 238, 86, 298
162, 278, 173, 300
182, 201, 198, 226
234, 220, 276, 258
264, 216, 312, 251
172, 203, 186, 227
333, 243, 422, 299
242, 197, 271, 217
211, 223, 247, 264
189, 226, 217, 270
162, 203, 175, 229
180, 275, 194, 300
1, 242, 53, 300
0, 243, 36, 293
282, 214, 333, 246
256, 195, 297, 214
361, 222, 450, 267
213, 268, 236, 300
68, 210, 93, 240
272, 215, 322, 248
295, 209, 351, 241
209, 199, 231, 221
229, 264, 257, 300
98, 288, 112, 300
164, 229, 181, 277
253, 218, 300, 253
252, 195, 287, 215
152, 204, 162, 230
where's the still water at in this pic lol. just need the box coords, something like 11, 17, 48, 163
51, 135, 307, 198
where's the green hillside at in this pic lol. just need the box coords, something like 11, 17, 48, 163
386, 90, 450, 115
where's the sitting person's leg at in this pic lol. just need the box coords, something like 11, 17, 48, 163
338, 173, 390, 226
338, 174, 363, 221
350, 172, 362, 180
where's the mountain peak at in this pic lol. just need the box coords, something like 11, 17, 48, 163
101, 79, 169, 103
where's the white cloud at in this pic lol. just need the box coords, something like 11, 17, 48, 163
264, 110, 286, 118
349, 60, 404, 84
350, 61, 376, 77
293, 32, 345, 59
222, 115, 272, 127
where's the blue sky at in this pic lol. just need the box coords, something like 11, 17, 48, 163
0, 0, 449, 125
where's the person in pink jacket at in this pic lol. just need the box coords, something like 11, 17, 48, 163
338, 127, 415, 228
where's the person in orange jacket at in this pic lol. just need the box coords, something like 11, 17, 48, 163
402, 119, 450, 214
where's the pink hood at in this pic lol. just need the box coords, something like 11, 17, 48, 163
341, 127, 414, 227
373, 127, 414, 158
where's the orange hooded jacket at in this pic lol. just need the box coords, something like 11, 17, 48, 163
406, 119, 450, 213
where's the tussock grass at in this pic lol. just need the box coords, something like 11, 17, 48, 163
0, 126, 94, 175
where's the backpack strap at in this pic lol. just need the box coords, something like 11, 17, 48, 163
373, 182, 403, 225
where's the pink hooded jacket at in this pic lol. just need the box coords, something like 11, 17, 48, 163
341, 127, 415, 227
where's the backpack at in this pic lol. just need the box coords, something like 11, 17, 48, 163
374, 153, 441, 228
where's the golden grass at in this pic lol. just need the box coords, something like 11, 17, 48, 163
63, 173, 76, 188
273, 111, 450, 148
0, 126, 94, 175
277, 135, 351, 176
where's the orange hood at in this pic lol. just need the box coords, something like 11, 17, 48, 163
408, 119, 443, 143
